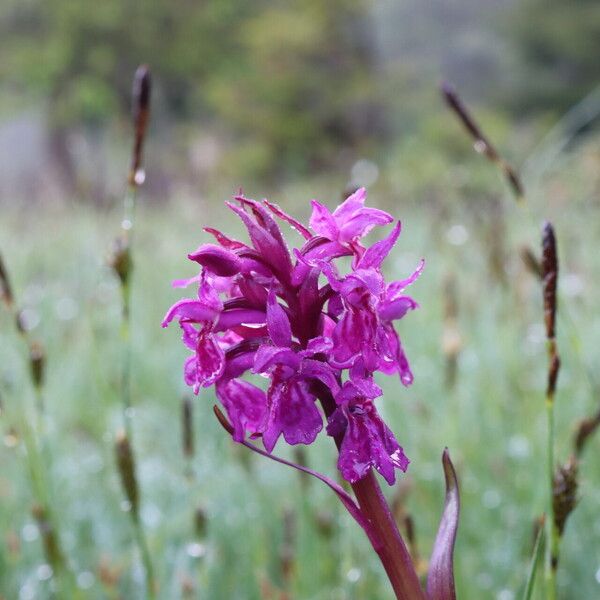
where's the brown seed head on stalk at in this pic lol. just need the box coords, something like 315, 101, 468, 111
0, 253, 14, 308
547, 353, 561, 399
108, 235, 132, 288
441, 81, 524, 201
574, 409, 600, 457
29, 341, 45, 390
129, 65, 152, 187
314, 510, 334, 539
541, 222, 558, 340
31, 503, 65, 572
552, 457, 578, 537
114, 430, 139, 516
194, 506, 207, 539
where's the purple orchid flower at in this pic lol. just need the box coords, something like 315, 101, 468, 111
327, 380, 409, 485
164, 189, 462, 600
163, 189, 420, 485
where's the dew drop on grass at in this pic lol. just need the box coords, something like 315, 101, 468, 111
186, 542, 206, 559
36, 564, 53, 581
55, 297, 78, 321
141, 503, 161, 528
507, 435, 530, 459
346, 568, 361, 583
21, 523, 38, 542
77, 571, 95, 589
19, 308, 40, 331
445, 224, 469, 246
483, 489, 501, 509
19, 583, 36, 600
134, 169, 146, 185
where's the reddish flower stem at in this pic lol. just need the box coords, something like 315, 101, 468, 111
318, 389, 425, 600
351, 471, 425, 600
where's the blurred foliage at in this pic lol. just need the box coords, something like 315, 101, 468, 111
0, 0, 383, 178
505, 0, 600, 114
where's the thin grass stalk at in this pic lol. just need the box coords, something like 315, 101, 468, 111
521, 522, 545, 600
111, 64, 156, 598
0, 252, 77, 596
441, 81, 524, 202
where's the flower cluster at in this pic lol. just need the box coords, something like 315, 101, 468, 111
163, 189, 422, 485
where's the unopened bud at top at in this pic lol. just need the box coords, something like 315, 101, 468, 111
541, 221, 558, 340
129, 65, 152, 187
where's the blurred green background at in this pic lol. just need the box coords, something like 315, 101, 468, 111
1, 1, 600, 599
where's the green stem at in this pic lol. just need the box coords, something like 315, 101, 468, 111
118, 182, 156, 596
522, 523, 545, 600
133, 511, 156, 599
545, 397, 557, 600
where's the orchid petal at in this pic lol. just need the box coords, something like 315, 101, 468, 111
338, 207, 394, 243
379, 296, 419, 322
266, 287, 292, 348
215, 308, 265, 331
335, 400, 409, 485
263, 379, 322, 452
227, 201, 292, 281
172, 274, 201, 289
358, 221, 402, 270
253, 345, 299, 374
333, 187, 367, 219
263, 199, 313, 240
162, 299, 218, 328
203, 227, 247, 250
188, 243, 241, 276
309, 200, 338, 239
387, 259, 425, 298
216, 379, 267, 442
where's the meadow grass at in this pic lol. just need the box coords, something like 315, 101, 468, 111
1, 137, 600, 599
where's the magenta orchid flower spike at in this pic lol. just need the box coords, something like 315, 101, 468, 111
164, 189, 460, 600
163, 188, 419, 484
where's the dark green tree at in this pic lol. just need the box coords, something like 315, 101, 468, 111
0, 0, 384, 188
506, 0, 600, 114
